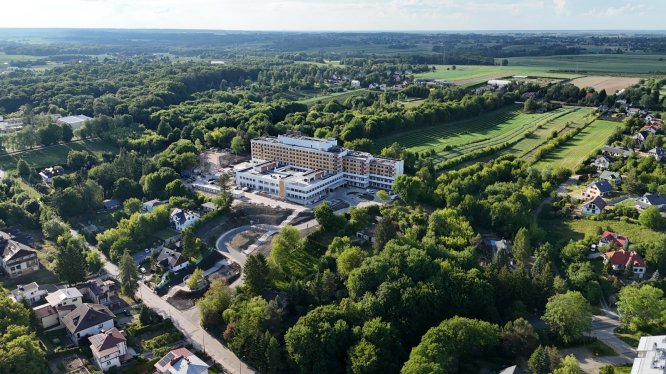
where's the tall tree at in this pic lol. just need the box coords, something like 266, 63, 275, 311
54, 235, 87, 285
512, 227, 531, 269
198, 279, 233, 328
617, 284, 666, 331
542, 291, 591, 344
119, 250, 140, 296
244, 253, 271, 295
528, 345, 561, 374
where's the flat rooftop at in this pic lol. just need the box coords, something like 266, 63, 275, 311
633, 335, 666, 374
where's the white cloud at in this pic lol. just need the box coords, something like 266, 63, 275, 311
604, 3, 645, 16
553, 0, 568, 15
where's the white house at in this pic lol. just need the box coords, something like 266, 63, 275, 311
593, 156, 611, 172
157, 247, 190, 272
39, 166, 65, 183
62, 303, 115, 344
599, 171, 622, 186
350, 80, 361, 88
603, 249, 646, 278
649, 147, 666, 162
170, 209, 200, 231
582, 196, 607, 216
88, 327, 128, 371
155, 347, 209, 374
584, 180, 613, 198
10, 282, 56, 304
636, 193, 666, 211
1, 231, 40, 278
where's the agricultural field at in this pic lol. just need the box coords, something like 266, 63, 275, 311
374, 106, 594, 167
414, 65, 580, 86
504, 54, 666, 75
0, 139, 119, 171
534, 119, 623, 170
570, 76, 640, 94
297, 88, 369, 105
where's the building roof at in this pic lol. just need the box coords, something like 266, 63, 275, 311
632, 335, 666, 374
170, 209, 200, 225
584, 196, 607, 210
605, 249, 646, 268
58, 115, 92, 125
144, 199, 167, 208
157, 247, 188, 269
649, 147, 666, 157
638, 193, 666, 208
600, 171, 621, 181
33, 304, 58, 319
600, 231, 629, 247
589, 180, 613, 193
155, 347, 210, 374
201, 202, 217, 210
102, 199, 121, 210
0, 231, 37, 263
62, 303, 115, 334
88, 327, 126, 357
603, 146, 632, 157
45, 287, 83, 307
499, 366, 526, 374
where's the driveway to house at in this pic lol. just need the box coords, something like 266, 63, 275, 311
534, 175, 580, 222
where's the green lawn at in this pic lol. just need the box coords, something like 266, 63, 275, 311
541, 218, 666, 247
0, 139, 119, 171
297, 89, 369, 105
374, 106, 592, 167
505, 54, 666, 75
534, 119, 622, 170
414, 64, 580, 86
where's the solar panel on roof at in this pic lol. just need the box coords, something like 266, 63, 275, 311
157, 352, 175, 367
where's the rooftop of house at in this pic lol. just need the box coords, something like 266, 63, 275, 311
633, 335, 666, 374
102, 199, 121, 210
45, 287, 83, 306
157, 247, 189, 269
62, 303, 115, 334
0, 230, 38, 262
33, 304, 58, 319
600, 231, 629, 246
589, 180, 613, 193
144, 199, 167, 207
639, 193, 666, 207
58, 115, 92, 124
604, 249, 645, 268
600, 171, 621, 180
88, 327, 126, 357
170, 209, 200, 225
155, 347, 210, 374
584, 195, 607, 210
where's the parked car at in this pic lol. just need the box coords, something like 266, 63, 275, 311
366, 189, 376, 194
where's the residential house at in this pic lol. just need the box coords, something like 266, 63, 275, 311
649, 147, 666, 162
170, 208, 200, 231
633, 130, 651, 145
79, 279, 121, 310
631, 335, 666, 373
593, 156, 611, 172
355, 225, 376, 244
157, 246, 190, 272
582, 196, 607, 216
102, 199, 121, 211
0, 230, 40, 278
604, 249, 646, 278
584, 180, 613, 198
636, 193, 666, 211
154, 347, 210, 374
499, 366, 526, 374
10, 282, 56, 304
62, 303, 115, 344
598, 231, 629, 249
56, 115, 92, 130
88, 327, 128, 371
599, 171, 622, 186
200, 202, 217, 213
46, 287, 84, 323
350, 80, 361, 88
39, 166, 65, 183
628, 108, 640, 116
143, 199, 167, 213
483, 238, 513, 254
34, 304, 60, 329
602, 146, 632, 159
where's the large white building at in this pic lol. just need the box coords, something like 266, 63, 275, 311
239, 134, 404, 204
632, 335, 666, 373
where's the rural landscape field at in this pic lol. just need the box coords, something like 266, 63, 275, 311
1, 3, 666, 374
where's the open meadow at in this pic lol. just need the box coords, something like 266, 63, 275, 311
504, 54, 666, 75
0, 139, 118, 171
570, 76, 641, 94
534, 119, 622, 170
414, 65, 580, 86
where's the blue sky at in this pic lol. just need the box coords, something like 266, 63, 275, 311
2, 0, 664, 31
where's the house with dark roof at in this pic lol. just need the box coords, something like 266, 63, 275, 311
636, 193, 666, 211
79, 279, 121, 310
88, 327, 128, 371
38, 165, 65, 183
157, 246, 190, 273
649, 147, 666, 162
584, 180, 613, 199
155, 347, 209, 374
604, 249, 646, 278
599, 171, 622, 186
582, 196, 607, 216
34, 304, 60, 329
102, 199, 121, 211
633, 130, 651, 145
598, 231, 629, 249
602, 146, 632, 159
170, 209, 200, 231
0, 230, 39, 278
143, 199, 167, 213
593, 156, 611, 172
200, 202, 217, 213
62, 303, 115, 344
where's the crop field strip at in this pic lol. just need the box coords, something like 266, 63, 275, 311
534, 119, 623, 170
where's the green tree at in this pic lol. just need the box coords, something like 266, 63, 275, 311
645, 238, 666, 274
373, 216, 396, 253
119, 250, 140, 296
230, 135, 245, 154
85, 249, 103, 274
401, 317, 499, 374
16, 159, 31, 179
512, 227, 531, 269
553, 355, 581, 374
336, 246, 368, 279
376, 190, 390, 204
0, 325, 47, 374
269, 225, 302, 273
123, 197, 143, 215
61, 123, 74, 142
37, 122, 63, 146
639, 206, 665, 230
243, 253, 271, 295
500, 317, 539, 358
187, 268, 204, 289
181, 229, 203, 260
543, 291, 591, 344
617, 284, 666, 331
314, 202, 344, 233
0, 291, 30, 331
528, 345, 561, 374
54, 235, 87, 285
113, 177, 142, 201
198, 279, 232, 328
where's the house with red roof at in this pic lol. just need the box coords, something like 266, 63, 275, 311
598, 231, 629, 249
603, 249, 646, 278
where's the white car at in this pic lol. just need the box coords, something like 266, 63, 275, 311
366, 189, 376, 194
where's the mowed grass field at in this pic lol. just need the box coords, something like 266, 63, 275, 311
534, 119, 622, 170
505, 54, 666, 75
297, 89, 369, 105
414, 65, 580, 86
0, 139, 118, 171
374, 106, 593, 167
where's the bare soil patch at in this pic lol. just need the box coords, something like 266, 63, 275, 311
570, 76, 640, 94
230, 228, 267, 252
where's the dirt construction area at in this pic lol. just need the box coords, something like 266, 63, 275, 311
570, 76, 640, 94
